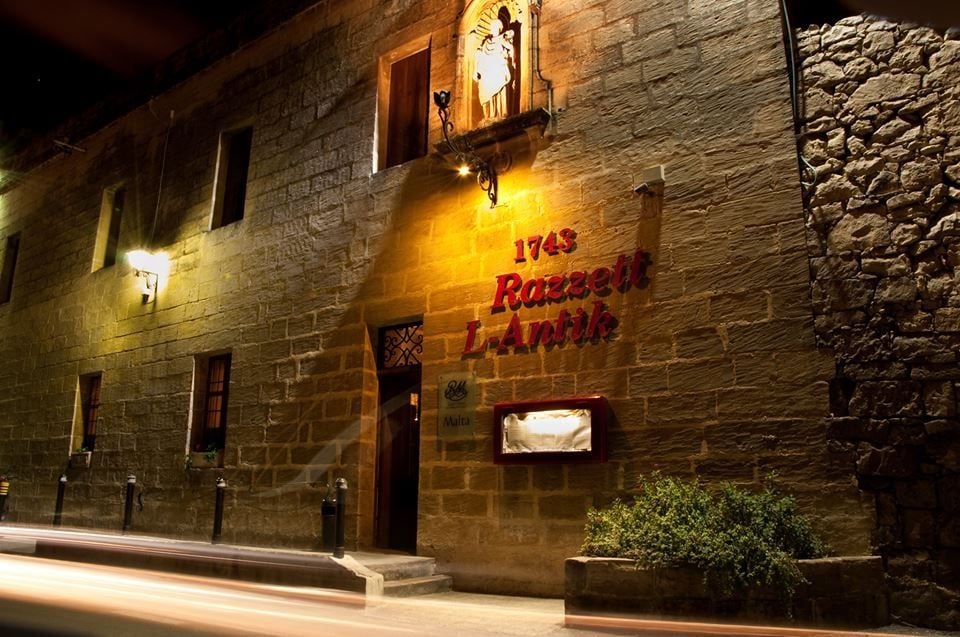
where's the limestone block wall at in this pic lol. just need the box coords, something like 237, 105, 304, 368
0, 0, 872, 597
796, 15, 960, 629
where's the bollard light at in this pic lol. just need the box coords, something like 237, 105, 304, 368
321, 484, 336, 552
122, 474, 136, 533
333, 478, 348, 558
53, 474, 67, 527
212, 476, 226, 544
0, 476, 9, 522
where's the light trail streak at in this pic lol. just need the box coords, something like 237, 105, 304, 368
0, 554, 409, 636
0, 530, 923, 637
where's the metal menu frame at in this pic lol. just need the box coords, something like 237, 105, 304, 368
493, 395, 608, 464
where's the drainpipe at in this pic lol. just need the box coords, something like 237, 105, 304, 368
531, 0, 555, 124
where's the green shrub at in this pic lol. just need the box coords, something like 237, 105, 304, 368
580, 474, 826, 596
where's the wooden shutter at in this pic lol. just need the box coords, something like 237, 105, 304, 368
0, 233, 20, 304
104, 188, 124, 268
385, 48, 430, 168
221, 128, 252, 226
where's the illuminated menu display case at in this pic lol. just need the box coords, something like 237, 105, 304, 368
493, 396, 608, 464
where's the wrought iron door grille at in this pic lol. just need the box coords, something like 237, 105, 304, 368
379, 322, 424, 369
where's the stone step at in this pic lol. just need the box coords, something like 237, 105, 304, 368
382, 574, 453, 597
354, 553, 438, 581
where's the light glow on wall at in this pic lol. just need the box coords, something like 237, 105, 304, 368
126, 249, 169, 303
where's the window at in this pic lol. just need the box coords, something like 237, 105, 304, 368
93, 186, 125, 270
211, 127, 253, 229
0, 233, 20, 305
377, 45, 431, 170
192, 353, 232, 452
79, 374, 102, 451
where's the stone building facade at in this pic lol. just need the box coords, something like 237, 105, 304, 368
796, 15, 960, 629
0, 0, 876, 600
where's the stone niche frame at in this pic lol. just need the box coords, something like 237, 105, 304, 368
458, 0, 532, 131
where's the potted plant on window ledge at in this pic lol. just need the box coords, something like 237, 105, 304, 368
188, 444, 224, 469
69, 447, 92, 469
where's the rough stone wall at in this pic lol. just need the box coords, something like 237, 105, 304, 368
796, 15, 960, 629
0, 0, 872, 597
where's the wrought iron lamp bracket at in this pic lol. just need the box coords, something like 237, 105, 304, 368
434, 90, 511, 208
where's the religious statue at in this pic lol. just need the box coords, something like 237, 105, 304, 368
474, 16, 515, 123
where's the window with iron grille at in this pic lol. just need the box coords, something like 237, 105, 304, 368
195, 353, 231, 451
80, 373, 102, 451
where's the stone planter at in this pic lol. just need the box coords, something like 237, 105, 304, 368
68, 451, 92, 469
565, 556, 889, 629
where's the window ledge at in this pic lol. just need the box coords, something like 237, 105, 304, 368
209, 218, 244, 234
187, 449, 224, 469
69, 451, 92, 469
433, 108, 552, 155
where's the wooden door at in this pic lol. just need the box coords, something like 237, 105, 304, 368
374, 323, 423, 553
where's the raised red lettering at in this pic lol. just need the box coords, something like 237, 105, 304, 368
520, 277, 546, 304
571, 307, 588, 342
552, 309, 571, 345
611, 254, 629, 290
586, 301, 617, 339
528, 320, 554, 347
546, 275, 566, 302
492, 273, 522, 310
462, 320, 486, 355
498, 313, 526, 352
567, 271, 587, 297
630, 249, 651, 288
588, 267, 611, 295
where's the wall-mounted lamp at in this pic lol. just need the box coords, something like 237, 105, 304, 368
633, 165, 666, 196
127, 249, 168, 303
634, 165, 666, 219
434, 90, 511, 208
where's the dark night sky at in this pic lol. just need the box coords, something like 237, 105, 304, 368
0, 0, 263, 154
0, 0, 956, 159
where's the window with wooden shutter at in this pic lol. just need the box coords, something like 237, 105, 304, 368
0, 233, 20, 305
93, 186, 125, 271
212, 127, 253, 229
381, 46, 431, 170
104, 187, 124, 268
